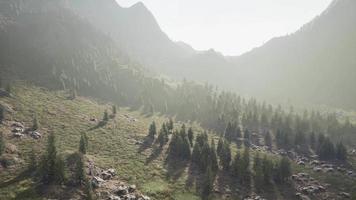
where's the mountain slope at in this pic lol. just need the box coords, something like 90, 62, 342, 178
229, 0, 356, 109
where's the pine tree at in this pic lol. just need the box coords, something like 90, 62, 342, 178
264, 131, 272, 150
309, 132, 316, 150
84, 177, 94, 200
148, 121, 157, 138
244, 129, 250, 147
220, 142, 231, 170
254, 154, 264, 191
277, 156, 291, 183
28, 147, 37, 171
75, 154, 86, 185
210, 139, 219, 172
201, 167, 214, 200
336, 142, 347, 161
157, 124, 168, 147
112, 105, 117, 116
0, 132, 5, 156
241, 147, 251, 183
0, 106, 4, 124
79, 133, 87, 154
262, 155, 273, 183
231, 151, 242, 178
32, 116, 39, 130
103, 110, 109, 121
188, 127, 194, 147
54, 154, 66, 184
217, 137, 224, 157
40, 132, 65, 184
5, 84, 11, 94
167, 118, 174, 131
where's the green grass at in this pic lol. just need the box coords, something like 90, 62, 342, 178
0, 83, 355, 200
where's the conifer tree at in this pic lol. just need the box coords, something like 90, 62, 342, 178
32, 116, 39, 131
0, 132, 5, 156
262, 155, 273, 183
167, 118, 174, 131
5, 84, 11, 94
217, 137, 224, 157
103, 110, 109, 122
112, 105, 117, 116
75, 154, 86, 185
40, 132, 65, 184
244, 129, 250, 147
188, 127, 194, 147
309, 132, 316, 150
0, 106, 4, 124
84, 177, 94, 200
201, 167, 214, 200
276, 156, 291, 183
28, 147, 37, 172
148, 121, 157, 138
210, 139, 219, 172
220, 141, 231, 170
264, 131, 272, 150
336, 142, 347, 161
79, 133, 88, 154
157, 123, 168, 147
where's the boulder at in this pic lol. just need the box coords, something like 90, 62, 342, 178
12, 127, 24, 133
128, 184, 136, 193
11, 122, 24, 129
30, 131, 42, 139
13, 132, 24, 138
116, 185, 128, 196
339, 192, 351, 198
91, 176, 104, 188
108, 195, 121, 200
101, 172, 113, 180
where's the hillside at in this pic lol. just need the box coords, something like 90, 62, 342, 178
229, 0, 356, 109
0, 84, 355, 200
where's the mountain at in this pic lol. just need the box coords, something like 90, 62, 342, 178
64, 0, 356, 109
228, 0, 356, 109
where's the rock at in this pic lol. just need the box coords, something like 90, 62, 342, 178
116, 185, 128, 196
123, 194, 136, 200
108, 195, 121, 200
139, 195, 150, 200
106, 168, 116, 176
13, 132, 24, 138
30, 131, 42, 139
128, 184, 136, 193
11, 122, 24, 129
324, 168, 334, 173
101, 171, 113, 180
91, 176, 104, 188
12, 127, 24, 133
313, 167, 322, 172
339, 192, 351, 198
5, 143, 18, 154
297, 161, 305, 166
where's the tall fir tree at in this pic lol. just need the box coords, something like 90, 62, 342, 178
188, 127, 194, 147
0, 132, 5, 156
148, 121, 157, 138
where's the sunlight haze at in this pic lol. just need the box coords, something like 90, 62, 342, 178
116, 0, 333, 55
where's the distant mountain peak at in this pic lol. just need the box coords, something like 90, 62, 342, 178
130, 1, 148, 11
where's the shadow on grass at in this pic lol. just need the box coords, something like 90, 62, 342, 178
145, 145, 163, 164
88, 120, 107, 131
164, 156, 189, 181
0, 169, 32, 188
185, 163, 203, 191
138, 136, 154, 153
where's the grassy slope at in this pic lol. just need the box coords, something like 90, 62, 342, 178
0, 83, 355, 200
0, 83, 201, 200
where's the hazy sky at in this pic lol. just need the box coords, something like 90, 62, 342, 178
116, 0, 332, 56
